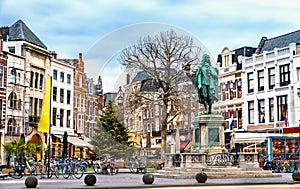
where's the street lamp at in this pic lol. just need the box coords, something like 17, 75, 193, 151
175, 114, 185, 153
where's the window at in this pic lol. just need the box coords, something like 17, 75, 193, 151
60, 88, 64, 103
53, 87, 57, 101
34, 98, 38, 117
67, 110, 71, 128
248, 101, 254, 124
7, 118, 18, 135
52, 108, 57, 126
29, 97, 33, 115
60, 72, 64, 82
237, 79, 242, 98
34, 73, 39, 89
67, 90, 71, 104
269, 98, 274, 122
8, 47, 15, 53
67, 74, 71, 84
247, 73, 254, 93
53, 70, 57, 80
0, 66, 4, 87
79, 74, 83, 88
8, 92, 17, 109
258, 99, 265, 123
10, 69, 16, 83
39, 74, 43, 90
60, 109, 64, 127
17, 73, 21, 84
268, 68, 275, 89
87, 100, 90, 114
222, 83, 226, 101
277, 95, 287, 121
258, 70, 264, 91
280, 64, 290, 86
30, 71, 34, 87
229, 81, 235, 99
39, 99, 43, 117
18, 99, 21, 110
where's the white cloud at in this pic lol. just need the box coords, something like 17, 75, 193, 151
1, 0, 300, 92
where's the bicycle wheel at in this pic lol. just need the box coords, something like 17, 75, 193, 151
73, 164, 84, 179
8, 170, 23, 179
94, 163, 102, 174
60, 165, 70, 179
52, 165, 59, 179
129, 162, 138, 173
41, 166, 53, 178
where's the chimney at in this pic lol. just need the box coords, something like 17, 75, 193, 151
51, 51, 57, 59
0, 26, 9, 41
126, 73, 130, 84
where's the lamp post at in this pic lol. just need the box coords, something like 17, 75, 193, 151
146, 129, 151, 156
175, 114, 185, 154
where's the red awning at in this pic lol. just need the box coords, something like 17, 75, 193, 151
283, 127, 300, 134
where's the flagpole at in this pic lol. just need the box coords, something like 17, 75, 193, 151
37, 76, 52, 178
47, 76, 52, 178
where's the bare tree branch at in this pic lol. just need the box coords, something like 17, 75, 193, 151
119, 29, 201, 158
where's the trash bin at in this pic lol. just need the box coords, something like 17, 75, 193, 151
172, 154, 181, 167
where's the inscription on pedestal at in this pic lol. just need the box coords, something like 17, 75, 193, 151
208, 128, 220, 146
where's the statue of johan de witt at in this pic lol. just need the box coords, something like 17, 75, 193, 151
196, 54, 218, 114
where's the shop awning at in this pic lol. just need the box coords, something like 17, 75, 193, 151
233, 139, 266, 144
68, 136, 92, 148
283, 127, 300, 137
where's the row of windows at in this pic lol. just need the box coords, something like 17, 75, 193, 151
247, 95, 287, 124
52, 108, 71, 128
53, 70, 71, 84
247, 65, 290, 93
30, 71, 44, 90
53, 87, 71, 104
219, 79, 242, 100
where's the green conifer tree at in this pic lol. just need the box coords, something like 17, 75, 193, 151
90, 100, 135, 158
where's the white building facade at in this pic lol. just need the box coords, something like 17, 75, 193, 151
243, 41, 300, 132
50, 57, 74, 136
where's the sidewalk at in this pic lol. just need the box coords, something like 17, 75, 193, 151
0, 171, 299, 189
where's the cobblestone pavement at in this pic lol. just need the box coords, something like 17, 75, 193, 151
0, 172, 299, 189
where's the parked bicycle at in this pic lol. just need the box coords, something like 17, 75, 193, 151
129, 156, 147, 174
40, 158, 59, 179
93, 154, 118, 175
9, 157, 38, 179
57, 158, 84, 179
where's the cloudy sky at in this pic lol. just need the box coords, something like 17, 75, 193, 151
1, 0, 300, 92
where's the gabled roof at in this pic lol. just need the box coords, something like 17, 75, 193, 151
8, 19, 47, 49
256, 30, 300, 54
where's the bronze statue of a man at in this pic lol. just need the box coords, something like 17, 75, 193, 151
196, 54, 218, 114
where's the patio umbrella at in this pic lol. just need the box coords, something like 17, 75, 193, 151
62, 131, 68, 159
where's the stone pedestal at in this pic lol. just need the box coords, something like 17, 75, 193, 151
193, 114, 226, 154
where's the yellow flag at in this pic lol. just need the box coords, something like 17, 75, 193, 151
37, 76, 52, 133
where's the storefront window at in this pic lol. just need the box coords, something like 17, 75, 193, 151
272, 138, 299, 160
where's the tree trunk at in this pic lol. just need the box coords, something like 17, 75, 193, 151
160, 118, 168, 160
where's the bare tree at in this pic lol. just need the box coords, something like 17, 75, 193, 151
119, 30, 201, 159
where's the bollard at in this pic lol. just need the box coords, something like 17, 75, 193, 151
84, 174, 97, 186
25, 176, 38, 188
142, 173, 154, 184
195, 172, 207, 183
292, 171, 300, 181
